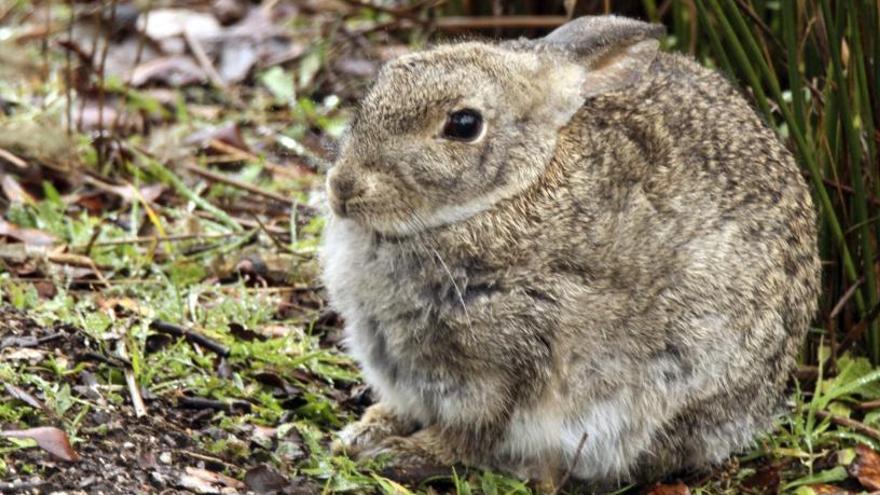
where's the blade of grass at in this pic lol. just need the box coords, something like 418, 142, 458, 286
820, 0, 879, 361
694, 0, 738, 83
782, 0, 810, 141
132, 151, 244, 233
708, 0, 867, 319
704, 0, 773, 119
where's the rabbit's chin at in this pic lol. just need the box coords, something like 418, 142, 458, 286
352, 185, 527, 236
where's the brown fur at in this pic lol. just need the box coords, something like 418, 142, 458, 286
320, 15, 820, 488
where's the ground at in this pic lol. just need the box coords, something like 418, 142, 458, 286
2, 1, 880, 494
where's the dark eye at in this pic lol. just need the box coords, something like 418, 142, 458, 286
442, 109, 483, 141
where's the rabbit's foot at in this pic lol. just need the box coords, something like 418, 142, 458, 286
362, 426, 460, 467
333, 403, 417, 456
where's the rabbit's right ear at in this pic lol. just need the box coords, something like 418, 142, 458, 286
542, 15, 665, 98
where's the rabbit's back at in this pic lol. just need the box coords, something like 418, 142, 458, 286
321, 37, 820, 484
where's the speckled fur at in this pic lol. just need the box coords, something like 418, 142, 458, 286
320, 15, 820, 488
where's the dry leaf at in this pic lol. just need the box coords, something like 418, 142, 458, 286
137, 9, 221, 41
0, 218, 57, 246
644, 482, 690, 495
0, 426, 80, 461
802, 484, 855, 494
2, 347, 47, 363
3, 382, 44, 410
1, 174, 34, 204
849, 444, 880, 490
178, 466, 246, 493
131, 56, 207, 87
244, 464, 289, 493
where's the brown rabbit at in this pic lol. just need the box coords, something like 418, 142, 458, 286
320, 15, 820, 489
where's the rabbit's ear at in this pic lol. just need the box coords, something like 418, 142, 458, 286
543, 16, 664, 97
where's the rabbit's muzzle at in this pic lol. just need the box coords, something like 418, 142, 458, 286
326, 167, 362, 217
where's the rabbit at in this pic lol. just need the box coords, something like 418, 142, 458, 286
319, 14, 820, 489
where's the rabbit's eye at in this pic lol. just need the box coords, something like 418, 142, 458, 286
442, 109, 483, 142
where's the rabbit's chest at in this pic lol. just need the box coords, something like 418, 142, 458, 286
322, 219, 486, 420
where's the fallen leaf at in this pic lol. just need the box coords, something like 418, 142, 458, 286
244, 464, 289, 493
187, 122, 250, 151
0, 426, 79, 461
131, 56, 207, 87
3, 382, 44, 410
849, 444, 880, 490
741, 463, 781, 493
0, 218, 57, 246
219, 41, 258, 83
644, 482, 690, 495
137, 9, 221, 41
2, 347, 47, 363
1, 174, 34, 204
796, 484, 855, 494
178, 466, 246, 494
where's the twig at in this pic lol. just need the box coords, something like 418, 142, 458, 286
178, 449, 242, 473
183, 27, 225, 90
72, 232, 245, 250
0, 2, 16, 24
182, 162, 293, 205
134, 148, 243, 232
149, 320, 230, 357
113, 0, 151, 135
434, 15, 567, 30
553, 432, 588, 494
65, 0, 73, 136
831, 279, 864, 319
815, 410, 880, 442
249, 212, 294, 254
47, 252, 111, 286
0, 147, 28, 168
96, 0, 118, 170
193, 211, 288, 236
207, 139, 306, 179
178, 396, 252, 413
117, 339, 147, 417
837, 301, 880, 355
857, 400, 880, 411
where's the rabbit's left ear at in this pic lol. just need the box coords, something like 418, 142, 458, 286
543, 15, 664, 97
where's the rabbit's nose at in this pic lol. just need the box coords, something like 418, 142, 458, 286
328, 172, 356, 201
327, 169, 362, 216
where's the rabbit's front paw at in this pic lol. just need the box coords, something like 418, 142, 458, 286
362, 426, 459, 467
332, 403, 416, 456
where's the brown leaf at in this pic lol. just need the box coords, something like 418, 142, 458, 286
0, 218, 56, 246
3, 382, 44, 410
1, 174, 34, 204
137, 9, 221, 41
644, 482, 690, 495
849, 444, 880, 490
187, 122, 250, 151
741, 463, 781, 493
804, 484, 855, 494
131, 56, 207, 87
178, 466, 246, 493
0, 426, 79, 461
244, 464, 289, 493
104, 183, 165, 203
